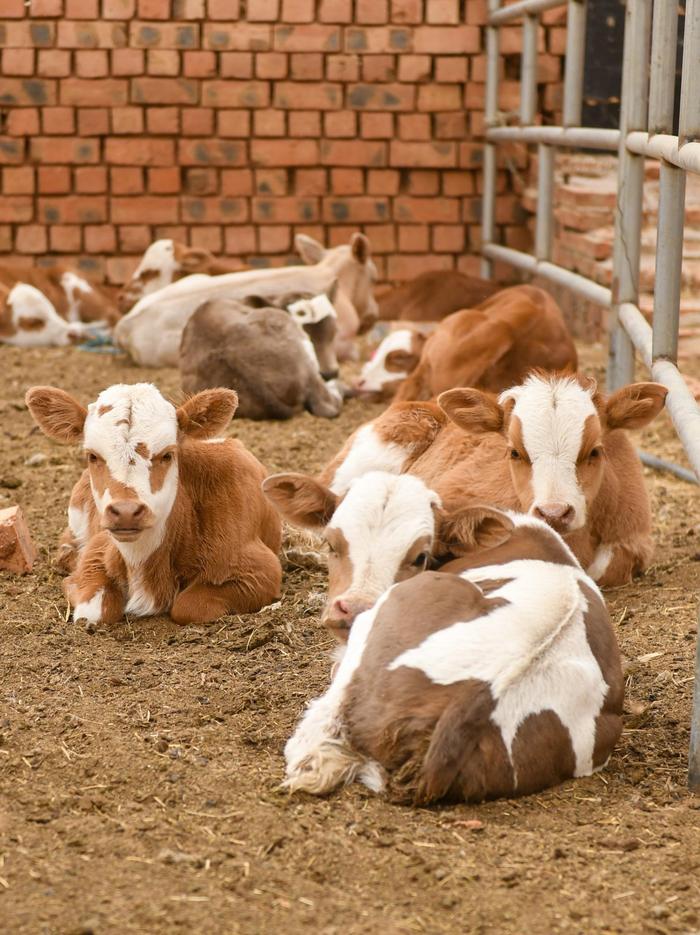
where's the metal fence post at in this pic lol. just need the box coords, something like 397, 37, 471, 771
481, 0, 501, 280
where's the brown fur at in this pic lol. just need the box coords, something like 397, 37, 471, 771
377, 271, 500, 322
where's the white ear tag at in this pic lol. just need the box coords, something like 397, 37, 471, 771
287, 294, 337, 325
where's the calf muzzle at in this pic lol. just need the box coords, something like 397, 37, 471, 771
532, 501, 575, 533
322, 595, 374, 642
104, 499, 152, 540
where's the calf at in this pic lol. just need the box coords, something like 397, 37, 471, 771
26, 383, 282, 626
179, 296, 343, 420
0, 282, 96, 347
114, 233, 378, 364
283, 508, 623, 804
377, 270, 500, 322
0, 263, 119, 327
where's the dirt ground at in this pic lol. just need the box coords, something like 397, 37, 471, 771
1, 341, 700, 935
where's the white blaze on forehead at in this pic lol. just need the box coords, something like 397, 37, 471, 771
329, 471, 440, 601
330, 423, 408, 495
359, 329, 413, 391
130, 239, 178, 294
60, 271, 93, 322
501, 375, 597, 527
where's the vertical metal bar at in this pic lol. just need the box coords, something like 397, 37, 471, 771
648, 0, 679, 135
691, 611, 700, 792
481, 0, 501, 279
562, 0, 586, 127
520, 14, 538, 126
608, 0, 652, 391
679, 0, 700, 146
535, 143, 554, 260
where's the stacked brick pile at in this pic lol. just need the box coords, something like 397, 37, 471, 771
0, 0, 567, 287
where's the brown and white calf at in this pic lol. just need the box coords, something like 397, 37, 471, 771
0, 263, 119, 327
114, 233, 378, 365
377, 270, 500, 323
26, 384, 282, 626
283, 507, 623, 804
0, 281, 98, 348
356, 286, 577, 401
179, 296, 343, 420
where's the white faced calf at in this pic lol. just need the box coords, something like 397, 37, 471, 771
0, 283, 92, 347
284, 509, 623, 805
354, 327, 427, 399
26, 383, 282, 626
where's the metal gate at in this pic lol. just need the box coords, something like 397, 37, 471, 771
480, 0, 700, 788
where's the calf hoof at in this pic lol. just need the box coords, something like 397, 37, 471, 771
54, 543, 77, 575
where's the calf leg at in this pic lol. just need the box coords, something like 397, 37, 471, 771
306, 377, 343, 419
588, 536, 653, 589
55, 525, 79, 574
65, 541, 125, 625
171, 540, 282, 624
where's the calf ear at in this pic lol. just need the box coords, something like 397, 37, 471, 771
25, 386, 87, 444
384, 349, 421, 374
262, 473, 338, 529
438, 388, 504, 434
177, 389, 238, 438
180, 247, 213, 271
605, 382, 668, 430
438, 505, 514, 556
295, 234, 326, 265
351, 232, 371, 265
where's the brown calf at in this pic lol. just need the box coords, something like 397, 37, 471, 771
377, 270, 500, 322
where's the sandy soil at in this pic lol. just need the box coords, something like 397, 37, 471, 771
1, 342, 700, 935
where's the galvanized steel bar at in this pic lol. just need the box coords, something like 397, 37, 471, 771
691, 626, 700, 791
608, 0, 652, 392
486, 125, 620, 149
679, 0, 700, 146
639, 452, 698, 486
563, 0, 586, 127
481, 0, 501, 279
648, 0, 679, 135
652, 163, 686, 363
535, 143, 554, 260
626, 132, 700, 174
520, 14, 539, 125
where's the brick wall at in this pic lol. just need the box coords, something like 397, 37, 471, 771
0, 0, 566, 287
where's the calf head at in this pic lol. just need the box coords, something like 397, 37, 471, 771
0, 283, 85, 347
26, 383, 237, 558
439, 374, 668, 534
264, 471, 439, 639
117, 240, 216, 313
295, 233, 379, 349
354, 328, 427, 399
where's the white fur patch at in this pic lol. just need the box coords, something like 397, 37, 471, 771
500, 375, 598, 530
4, 284, 75, 347
358, 329, 413, 393
329, 424, 408, 495
130, 239, 179, 296
587, 544, 613, 581
73, 589, 104, 624
68, 504, 91, 551
60, 271, 92, 322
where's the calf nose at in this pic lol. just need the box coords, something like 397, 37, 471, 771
324, 596, 373, 640
106, 500, 147, 528
533, 501, 575, 530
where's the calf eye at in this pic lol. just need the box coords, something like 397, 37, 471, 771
412, 552, 429, 568
161, 452, 173, 463
510, 449, 521, 460
589, 448, 602, 460
87, 452, 99, 463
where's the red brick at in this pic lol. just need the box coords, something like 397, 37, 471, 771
290, 52, 323, 80
145, 107, 179, 134
281, 0, 315, 22
207, 0, 241, 17
49, 225, 82, 253
443, 171, 475, 196
259, 225, 291, 253
324, 111, 357, 138
549, 26, 567, 56
289, 111, 321, 137
324, 196, 389, 223
112, 49, 146, 75
1, 23, 56, 49
224, 226, 257, 255
204, 24, 271, 51
0, 507, 37, 574
179, 138, 247, 165
29, 0, 63, 12
326, 54, 359, 81
217, 111, 251, 137
136, 0, 172, 18
367, 169, 399, 195
394, 196, 460, 222
42, 107, 76, 134
0, 227, 12, 251
294, 168, 326, 195
433, 224, 465, 251
57, 21, 127, 49
221, 169, 254, 196
202, 80, 270, 107
106, 138, 175, 166
6, 111, 40, 138
320, 140, 386, 167
252, 197, 318, 224
251, 139, 319, 166
254, 110, 286, 137
330, 168, 363, 195
183, 50, 217, 77
407, 170, 439, 195
0, 197, 33, 223
38, 166, 71, 194
183, 197, 248, 223
2, 50, 35, 76
398, 113, 431, 140
426, 0, 459, 24
182, 108, 214, 136
172, 0, 205, 15
390, 140, 456, 168
190, 225, 223, 252
273, 24, 341, 52
399, 225, 429, 252
147, 50, 181, 76
112, 106, 145, 134
119, 225, 153, 252
60, 79, 128, 106
1, 79, 57, 107
364, 223, 395, 252
184, 167, 218, 195
247, 0, 279, 21
130, 22, 199, 49
15, 225, 47, 254
112, 196, 178, 223
39, 196, 107, 223
77, 108, 110, 136
30, 138, 100, 164
85, 224, 117, 253
255, 168, 288, 195
319, 0, 352, 23
2, 0, 26, 16
111, 167, 144, 194
435, 112, 468, 139
254, 52, 286, 79
465, 0, 487, 23
75, 50, 109, 79
398, 54, 431, 82
357, 0, 388, 24
131, 77, 198, 104
391, 0, 422, 24
413, 26, 480, 54
274, 82, 341, 110
418, 84, 462, 111
3, 167, 34, 195
360, 112, 394, 138
346, 27, 411, 54
348, 83, 414, 111
65, 0, 98, 12
104, 0, 137, 17
435, 56, 468, 83
221, 52, 254, 78
37, 50, 71, 77
362, 55, 396, 83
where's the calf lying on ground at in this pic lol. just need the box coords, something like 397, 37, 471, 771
180, 295, 343, 420
0, 263, 119, 327
114, 233, 378, 365
26, 383, 282, 626
377, 270, 500, 322
0, 282, 97, 347
284, 507, 623, 804
356, 286, 576, 400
